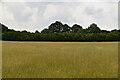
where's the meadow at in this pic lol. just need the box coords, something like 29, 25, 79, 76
2, 41, 118, 78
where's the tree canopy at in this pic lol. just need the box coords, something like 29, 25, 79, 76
0, 21, 120, 41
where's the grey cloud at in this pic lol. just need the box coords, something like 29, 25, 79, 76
85, 7, 103, 15
2, 0, 120, 2
1, 2, 118, 32
4, 3, 33, 22
118, 1, 120, 29
85, 6, 103, 18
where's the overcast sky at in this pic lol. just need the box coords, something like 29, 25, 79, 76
0, 0, 119, 32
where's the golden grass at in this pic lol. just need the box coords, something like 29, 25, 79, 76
2, 41, 118, 78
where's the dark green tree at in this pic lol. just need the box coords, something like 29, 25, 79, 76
35, 30, 39, 33
71, 24, 83, 33
0, 23, 9, 33
48, 21, 63, 33
101, 30, 110, 33
1, 22, 120, 42
62, 24, 71, 33
87, 23, 101, 33
41, 28, 53, 33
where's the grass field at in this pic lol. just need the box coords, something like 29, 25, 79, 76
2, 41, 118, 78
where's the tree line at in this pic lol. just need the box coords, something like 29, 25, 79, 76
0, 21, 120, 41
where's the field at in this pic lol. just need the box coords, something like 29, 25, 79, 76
2, 41, 118, 78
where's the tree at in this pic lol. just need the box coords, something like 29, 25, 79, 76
111, 29, 118, 32
35, 30, 39, 33
21, 30, 29, 33
0, 23, 9, 33
71, 24, 83, 33
41, 28, 53, 33
48, 21, 63, 33
78, 29, 87, 33
101, 30, 110, 33
87, 23, 101, 33
62, 24, 71, 33
1, 22, 120, 42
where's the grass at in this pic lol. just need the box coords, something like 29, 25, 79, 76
2, 41, 118, 78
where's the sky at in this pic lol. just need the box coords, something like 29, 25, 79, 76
0, 0, 119, 32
